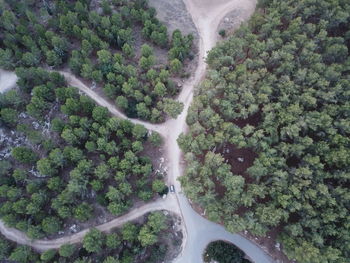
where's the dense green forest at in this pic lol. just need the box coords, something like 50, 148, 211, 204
179, 0, 350, 262
0, 212, 180, 263
204, 240, 249, 263
0, 68, 166, 238
0, 0, 193, 121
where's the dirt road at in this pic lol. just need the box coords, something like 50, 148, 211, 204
0, 197, 178, 252
59, 71, 165, 135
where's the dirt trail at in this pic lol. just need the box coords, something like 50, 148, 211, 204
0, 197, 178, 252
163, 0, 257, 196
59, 71, 165, 135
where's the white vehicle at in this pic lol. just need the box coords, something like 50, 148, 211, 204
169, 185, 175, 193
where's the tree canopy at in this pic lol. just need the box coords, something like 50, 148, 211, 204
0, 0, 193, 121
180, 0, 350, 262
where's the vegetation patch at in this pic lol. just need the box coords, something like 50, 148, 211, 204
0, 212, 182, 263
204, 240, 249, 263
0, 0, 194, 122
179, 0, 350, 262
0, 68, 165, 238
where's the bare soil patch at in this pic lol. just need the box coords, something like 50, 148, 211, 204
220, 144, 257, 175
148, 0, 200, 77
217, 9, 245, 37
233, 110, 262, 128
148, 0, 199, 42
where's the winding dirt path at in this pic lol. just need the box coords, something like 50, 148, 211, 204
0, 197, 178, 252
59, 71, 165, 135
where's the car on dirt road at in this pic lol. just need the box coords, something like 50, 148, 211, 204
170, 185, 175, 193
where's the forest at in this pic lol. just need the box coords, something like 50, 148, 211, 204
179, 0, 350, 262
0, 212, 181, 263
0, 0, 194, 121
0, 67, 167, 238
204, 240, 249, 263
0, 0, 187, 260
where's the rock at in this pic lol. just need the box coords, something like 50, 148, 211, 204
19, 112, 28, 119
32, 121, 40, 130
275, 242, 281, 251
69, 224, 78, 233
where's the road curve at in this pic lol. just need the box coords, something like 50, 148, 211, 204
175, 195, 273, 263
0, 197, 178, 252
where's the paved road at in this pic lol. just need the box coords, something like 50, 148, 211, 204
174, 194, 273, 263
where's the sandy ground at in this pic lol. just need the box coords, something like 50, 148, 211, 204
149, 0, 198, 40
0, 69, 18, 94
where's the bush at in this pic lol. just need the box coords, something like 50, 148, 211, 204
219, 29, 226, 37
204, 241, 249, 263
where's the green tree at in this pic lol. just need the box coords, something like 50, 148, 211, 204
170, 58, 182, 74
42, 217, 61, 234
83, 228, 104, 253
141, 44, 153, 57
132, 124, 148, 140
0, 238, 11, 260
92, 106, 109, 124
122, 43, 134, 58
152, 179, 166, 193
103, 256, 120, 263
138, 226, 157, 247
59, 244, 75, 258
115, 96, 128, 110
144, 56, 156, 70
121, 222, 138, 242
0, 108, 18, 127
153, 82, 167, 97
37, 158, 57, 177
74, 202, 93, 222
161, 98, 184, 118
12, 147, 38, 164
148, 132, 162, 146
147, 212, 167, 232
40, 249, 56, 262
9, 246, 36, 263
46, 50, 62, 67
106, 233, 121, 249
